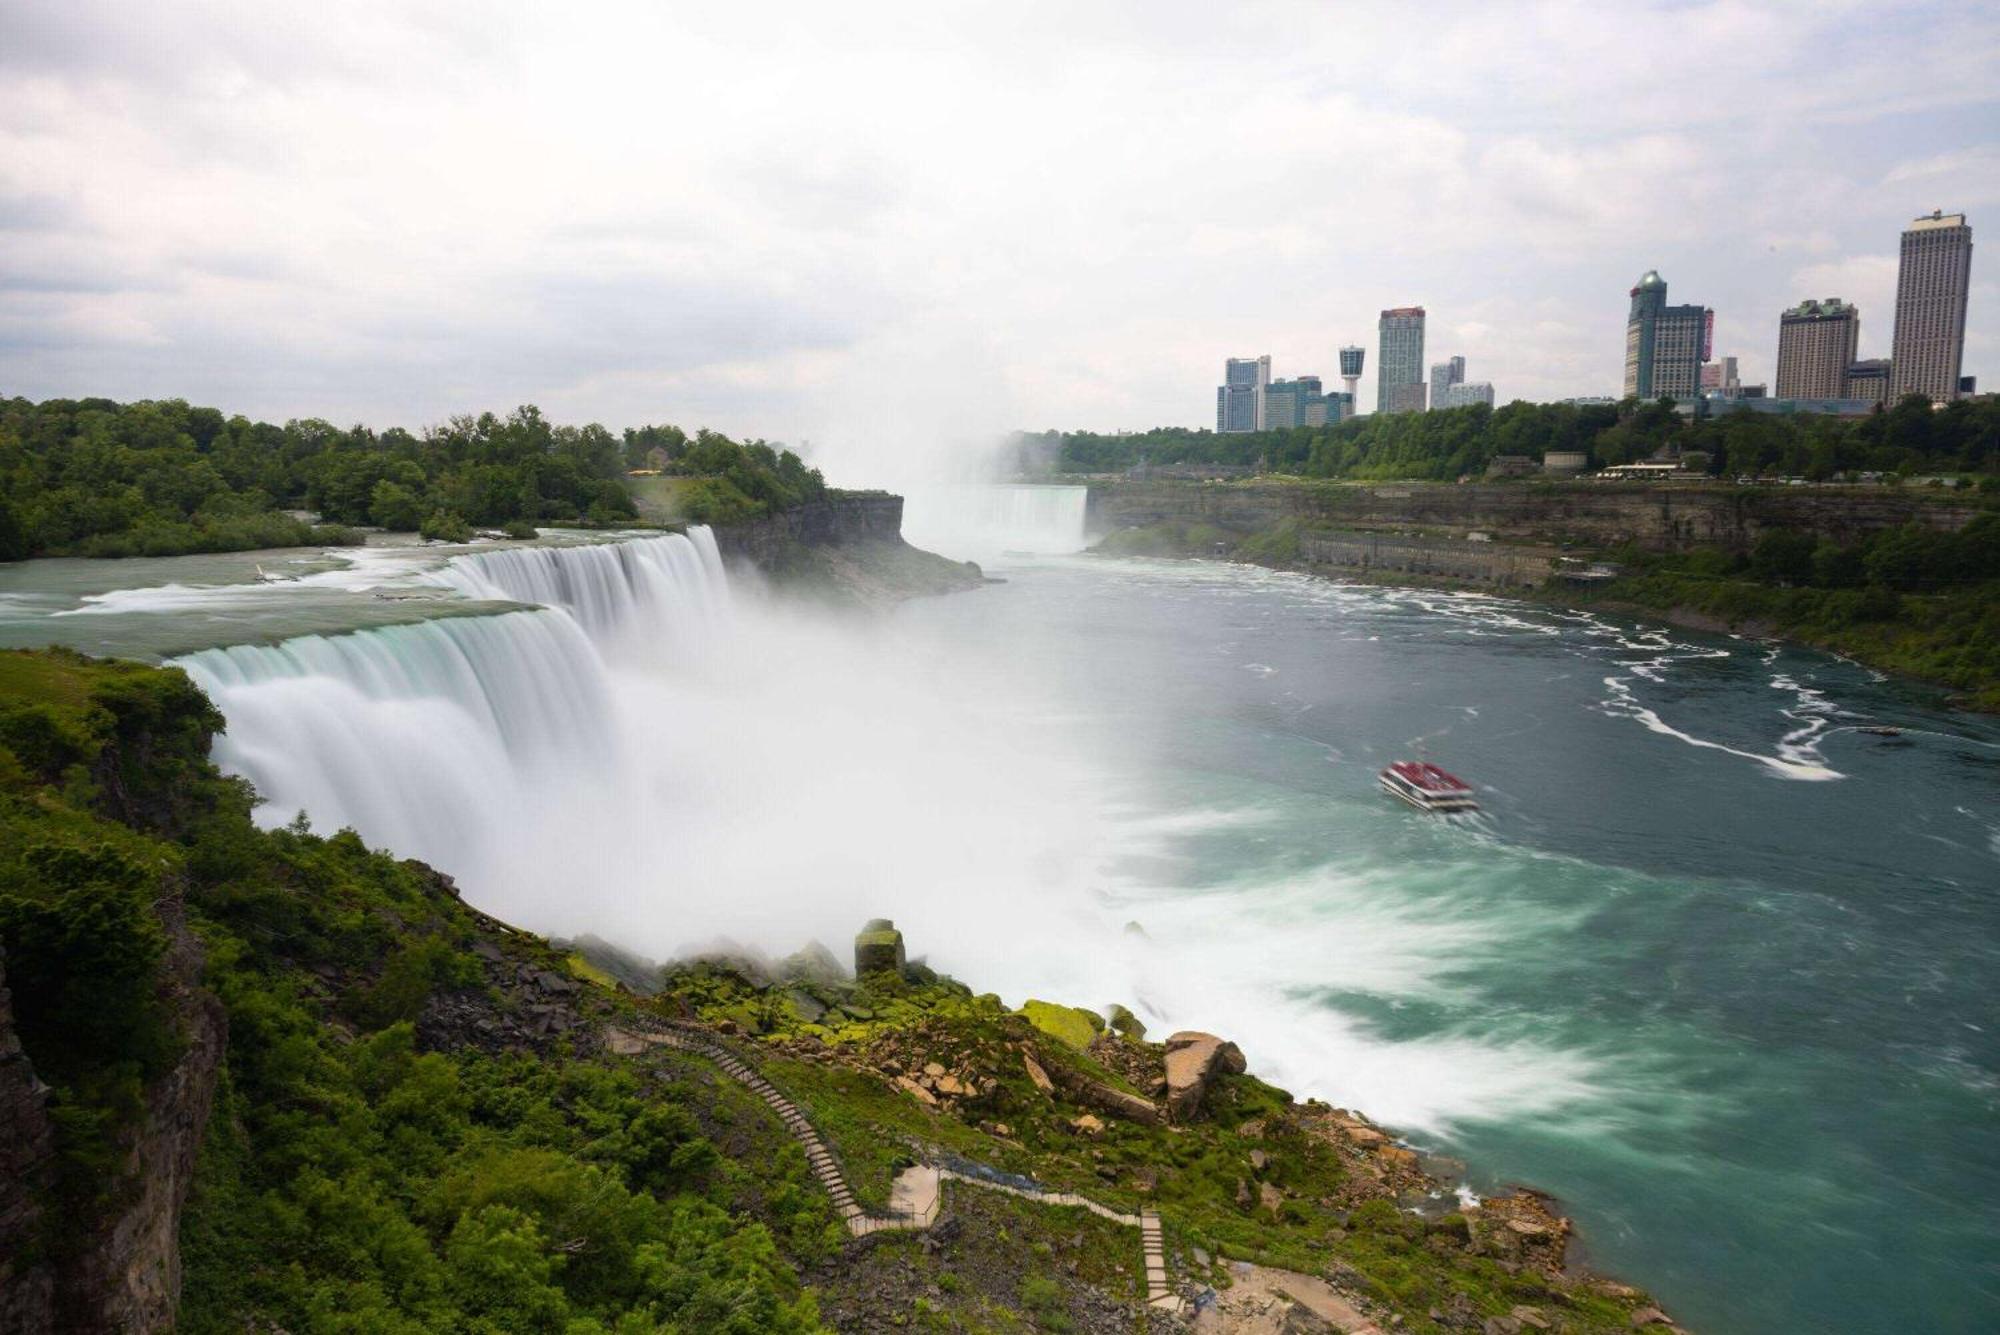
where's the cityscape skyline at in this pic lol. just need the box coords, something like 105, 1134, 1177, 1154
0, 2, 1994, 472
1209, 208, 1975, 431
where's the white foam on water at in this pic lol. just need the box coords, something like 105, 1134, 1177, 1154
1599, 673, 1844, 781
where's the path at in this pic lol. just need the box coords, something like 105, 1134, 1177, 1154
606, 1023, 1184, 1313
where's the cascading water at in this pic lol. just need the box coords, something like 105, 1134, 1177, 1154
898, 483, 1089, 559
429, 525, 731, 648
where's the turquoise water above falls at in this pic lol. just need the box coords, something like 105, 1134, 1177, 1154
892, 556, 1999, 1335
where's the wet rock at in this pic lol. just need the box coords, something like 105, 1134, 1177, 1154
1104, 1003, 1146, 1040
854, 919, 906, 976
1162, 1030, 1245, 1121
783, 990, 826, 1024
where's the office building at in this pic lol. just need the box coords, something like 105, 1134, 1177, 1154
1443, 381, 1495, 409
1775, 298, 1860, 399
1264, 376, 1324, 431
1429, 356, 1465, 411
1844, 358, 1890, 406
1624, 270, 1710, 399
1378, 308, 1426, 414
1216, 355, 1271, 433
1700, 356, 1742, 396
1889, 210, 1972, 402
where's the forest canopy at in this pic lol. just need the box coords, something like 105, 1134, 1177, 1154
0, 397, 824, 561
1033, 393, 2000, 483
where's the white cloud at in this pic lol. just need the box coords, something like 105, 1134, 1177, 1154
0, 0, 1995, 480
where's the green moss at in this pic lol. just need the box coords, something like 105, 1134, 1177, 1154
1019, 1000, 1101, 1050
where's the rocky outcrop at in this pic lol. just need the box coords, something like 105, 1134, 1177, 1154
39, 898, 227, 1334
0, 946, 57, 1334
1162, 1030, 1245, 1121
712, 493, 984, 606
854, 920, 907, 977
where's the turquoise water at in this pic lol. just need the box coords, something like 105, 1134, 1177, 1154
893, 555, 2000, 1335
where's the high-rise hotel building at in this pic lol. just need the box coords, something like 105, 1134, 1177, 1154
1774, 298, 1860, 399
1216, 355, 1271, 433
1623, 270, 1709, 399
1889, 211, 1972, 402
1377, 308, 1426, 414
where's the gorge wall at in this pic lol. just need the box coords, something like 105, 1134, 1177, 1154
713, 492, 984, 605
1086, 479, 1982, 556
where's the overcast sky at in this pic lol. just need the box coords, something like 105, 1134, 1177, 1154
2, 1, 1996, 479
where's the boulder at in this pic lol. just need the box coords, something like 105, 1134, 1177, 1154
1104, 1003, 1147, 1040
783, 990, 826, 1024
895, 1076, 938, 1106
1071, 1114, 1105, 1136
853, 920, 906, 977
1022, 1053, 1055, 1094
1162, 1030, 1246, 1121
777, 940, 848, 988
1020, 1000, 1102, 1050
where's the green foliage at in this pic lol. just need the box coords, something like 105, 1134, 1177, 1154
418, 509, 474, 544
0, 396, 831, 560
1033, 391, 2000, 484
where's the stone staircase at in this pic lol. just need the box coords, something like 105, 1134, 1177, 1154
606, 1022, 1183, 1313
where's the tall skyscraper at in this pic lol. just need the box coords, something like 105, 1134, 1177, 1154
1215, 355, 1271, 432
1775, 298, 1860, 399
1889, 210, 1972, 402
1428, 355, 1465, 411
1623, 270, 1709, 399
1338, 345, 1365, 414
1378, 308, 1426, 414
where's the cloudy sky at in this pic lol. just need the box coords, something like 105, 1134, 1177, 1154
2, 0, 1996, 479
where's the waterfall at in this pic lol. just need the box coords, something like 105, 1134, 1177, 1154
899, 484, 1089, 559
172, 531, 731, 912
431, 527, 731, 650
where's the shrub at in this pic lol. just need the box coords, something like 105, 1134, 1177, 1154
419, 510, 473, 543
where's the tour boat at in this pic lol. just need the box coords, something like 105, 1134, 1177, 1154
1378, 760, 1479, 813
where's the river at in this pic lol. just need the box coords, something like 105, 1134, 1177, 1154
1, 504, 1994, 1333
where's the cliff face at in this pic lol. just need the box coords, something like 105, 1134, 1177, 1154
713, 493, 984, 606
53, 901, 225, 1334
1086, 479, 1981, 555
0, 948, 57, 1333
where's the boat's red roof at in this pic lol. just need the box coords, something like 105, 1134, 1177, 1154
1385, 760, 1472, 793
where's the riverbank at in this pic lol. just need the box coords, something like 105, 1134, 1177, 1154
1080, 480, 1999, 711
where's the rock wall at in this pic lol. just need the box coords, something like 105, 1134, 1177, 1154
710, 492, 907, 566
1085, 480, 1981, 555
713, 493, 984, 606
0, 906, 225, 1334
1296, 531, 1555, 588
55, 899, 225, 1333
0, 947, 57, 1334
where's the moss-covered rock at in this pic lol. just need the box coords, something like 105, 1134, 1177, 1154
1019, 999, 1102, 1050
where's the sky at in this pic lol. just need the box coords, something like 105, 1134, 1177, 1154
2, 0, 1997, 481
